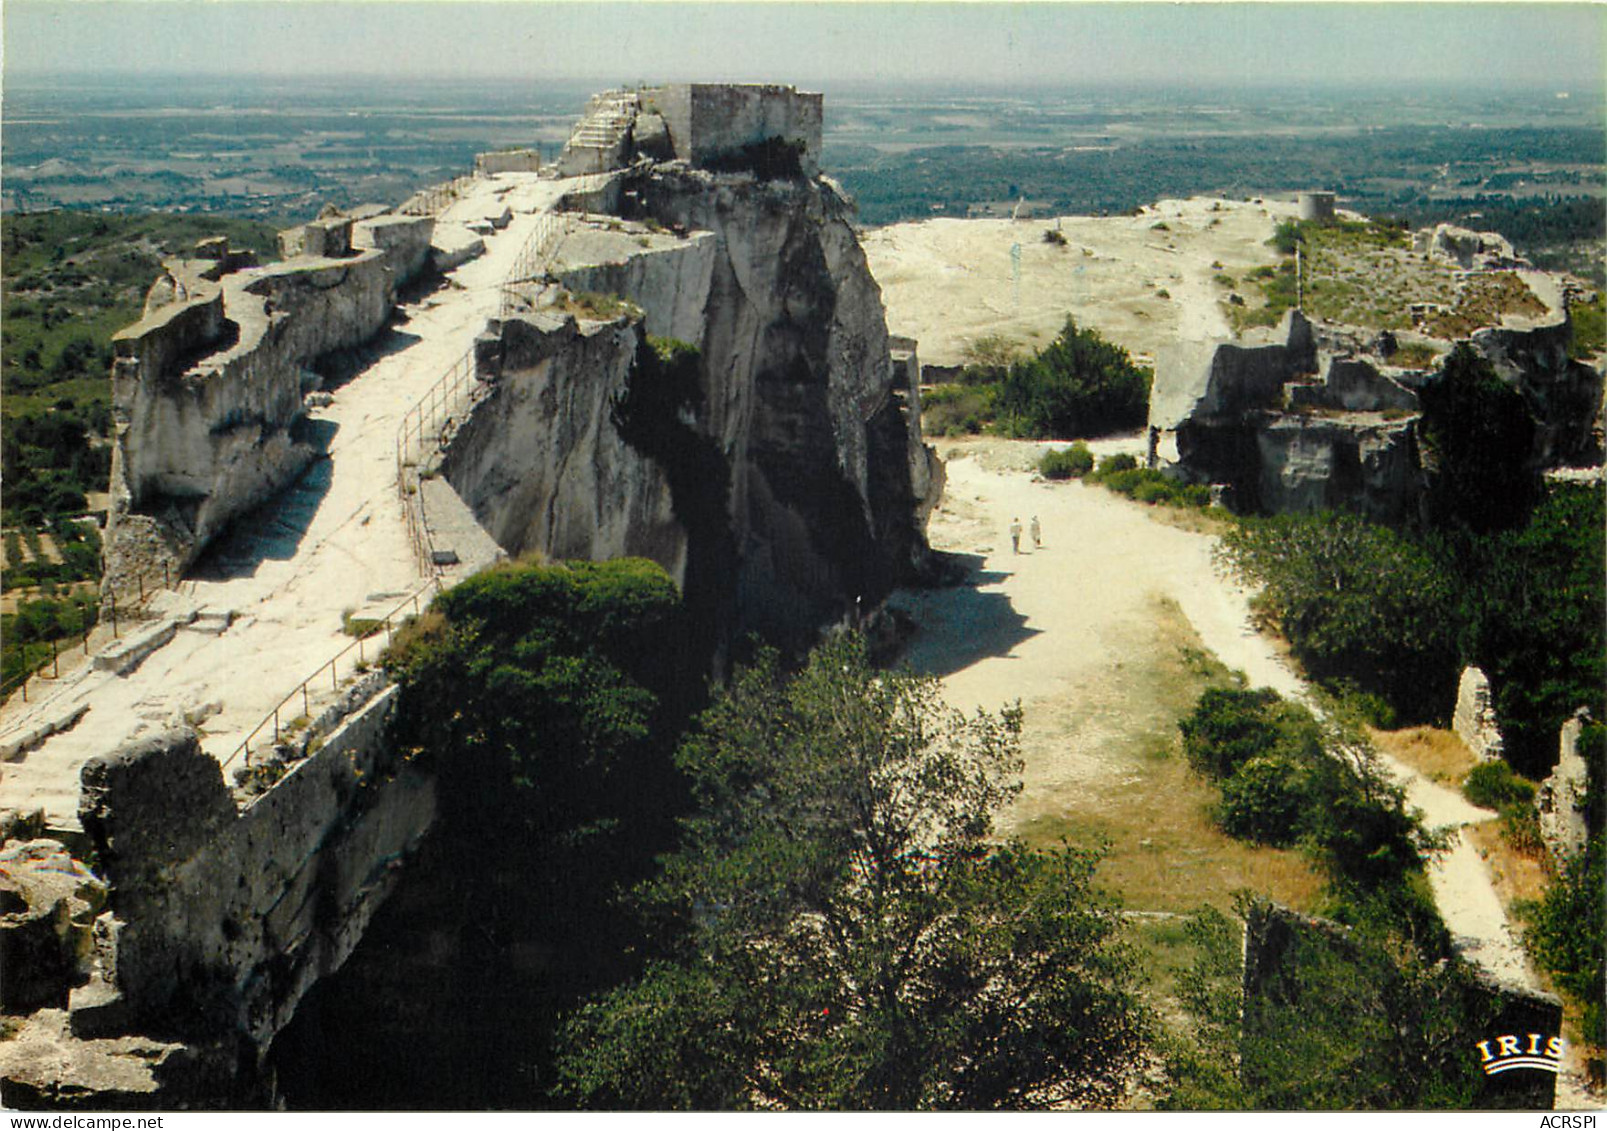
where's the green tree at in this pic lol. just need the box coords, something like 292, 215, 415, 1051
1418, 343, 1539, 535
993, 317, 1151, 439
1452, 482, 1606, 775
557, 634, 1148, 1110
384, 556, 700, 995
1216, 512, 1459, 721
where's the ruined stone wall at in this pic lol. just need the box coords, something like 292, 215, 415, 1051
644, 84, 823, 171
105, 215, 433, 591
1454, 666, 1505, 762
1537, 710, 1593, 863
474, 149, 543, 176
76, 684, 435, 1063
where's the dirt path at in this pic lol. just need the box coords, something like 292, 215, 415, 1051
894, 437, 1545, 1004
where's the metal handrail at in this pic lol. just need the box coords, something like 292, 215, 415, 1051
498, 211, 568, 317
398, 174, 475, 218
219, 577, 441, 772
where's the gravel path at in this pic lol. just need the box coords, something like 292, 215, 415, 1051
896, 438, 1550, 1012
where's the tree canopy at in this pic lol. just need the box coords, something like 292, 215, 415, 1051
556, 634, 1148, 1110
993, 316, 1152, 439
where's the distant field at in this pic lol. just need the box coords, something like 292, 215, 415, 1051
5, 75, 1602, 281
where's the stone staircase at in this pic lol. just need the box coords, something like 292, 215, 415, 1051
568, 92, 639, 151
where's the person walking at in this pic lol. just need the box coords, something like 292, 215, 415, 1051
1030, 515, 1042, 549
1009, 517, 1023, 554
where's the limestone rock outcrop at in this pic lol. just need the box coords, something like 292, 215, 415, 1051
449, 158, 940, 653
1470, 317, 1605, 467
1165, 311, 1426, 520
1416, 223, 1527, 271
1161, 289, 1602, 520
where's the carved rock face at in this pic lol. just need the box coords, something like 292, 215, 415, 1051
447, 168, 937, 655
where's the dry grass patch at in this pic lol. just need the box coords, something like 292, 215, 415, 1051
1368, 725, 1477, 788
1008, 596, 1325, 915
1467, 821, 1551, 910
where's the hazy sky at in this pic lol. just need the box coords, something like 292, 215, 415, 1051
3, 2, 1603, 91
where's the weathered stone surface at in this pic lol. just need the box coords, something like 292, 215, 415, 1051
1286, 357, 1419, 414
446, 315, 686, 580
0, 839, 105, 1013
1253, 413, 1420, 520
1537, 709, 1593, 864
1454, 666, 1505, 763
0, 1009, 183, 1110
105, 212, 435, 593
449, 162, 937, 652
1470, 318, 1605, 467
1421, 223, 1525, 270
1151, 310, 1314, 430
473, 148, 543, 176
75, 686, 435, 1057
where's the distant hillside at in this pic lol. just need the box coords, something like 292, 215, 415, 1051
1, 211, 279, 522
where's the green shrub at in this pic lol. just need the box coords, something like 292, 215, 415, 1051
1570, 291, 1605, 359
1461, 760, 1535, 811
1179, 688, 1322, 781
1520, 836, 1605, 1046
1268, 220, 1305, 255
1091, 452, 1138, 477
921, 384, 993, 436
1130, 477, 1172, 505
1038, 442, 1094, 480
993, 317, 1151, 439
342, 613, 386, 639
1218, 755, 1307, 845
1179, 687, 1429, 900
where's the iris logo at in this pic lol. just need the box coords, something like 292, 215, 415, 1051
1475, 1033, 1565, 1075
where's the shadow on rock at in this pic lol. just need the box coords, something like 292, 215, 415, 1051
191, 425, 338, 580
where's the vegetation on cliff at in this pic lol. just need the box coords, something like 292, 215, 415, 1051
315, 556, 707, 1104
557, 634, 1147, 1110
